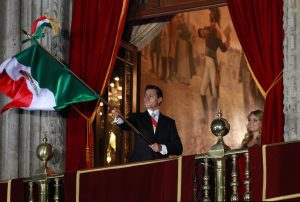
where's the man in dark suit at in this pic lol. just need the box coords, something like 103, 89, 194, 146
111, 84, 183, 162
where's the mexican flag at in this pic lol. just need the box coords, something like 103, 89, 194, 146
0, 44, 100, 113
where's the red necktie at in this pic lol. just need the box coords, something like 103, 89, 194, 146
151, 115, 158, 127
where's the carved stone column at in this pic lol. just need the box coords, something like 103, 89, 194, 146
0, 0, 22, 180
283, 0, 300, 142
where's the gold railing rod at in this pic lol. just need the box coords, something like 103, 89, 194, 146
47, 174, 64, 179
195, 148, 248, 160
225, 148, 248, 156
195, 153, 210, 159
23, 174, 64, 182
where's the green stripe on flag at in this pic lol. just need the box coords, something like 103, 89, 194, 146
15, 44, 99, 110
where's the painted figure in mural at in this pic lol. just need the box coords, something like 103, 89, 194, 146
158, 20, 179, 83
198, 7, 231, 123
168, 19, 177, 82
160, 25, 170, 83
111, 84, 183, 162
150, 35, 161, 76
191, 24, 206, 75
240, 109, 263, 148
175, 13, 196, 85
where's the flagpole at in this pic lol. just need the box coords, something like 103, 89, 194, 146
22, 29, 153, 145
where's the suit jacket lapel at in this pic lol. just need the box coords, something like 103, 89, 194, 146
154, 112, 165, 135
143, 111, 154, 133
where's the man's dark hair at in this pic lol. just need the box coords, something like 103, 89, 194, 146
145, 85, 163, 98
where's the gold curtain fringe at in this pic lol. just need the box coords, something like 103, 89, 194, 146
244, 55, 283, 98
244, 55, 266, 98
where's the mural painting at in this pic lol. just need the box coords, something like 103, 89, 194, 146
140, 6, 265, 155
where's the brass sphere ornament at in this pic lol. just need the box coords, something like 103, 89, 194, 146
36, 137, 54, 162
33, 136, 55, 202
208, 109, 231, 157
210, 109, 230, 137
34, 136, 55, 178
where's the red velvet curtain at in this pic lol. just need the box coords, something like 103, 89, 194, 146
66, 0, 129, 171
227, 0, 284, 144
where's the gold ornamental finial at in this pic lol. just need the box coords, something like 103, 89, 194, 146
33, 134, 55, 202
210, 109, 230, 137
34, 134, 55, 179
208, 109, 231, 202
217, 108, 222, 118
208, 109, 231, 157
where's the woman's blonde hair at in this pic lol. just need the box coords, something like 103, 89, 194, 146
241, 110, 263, 148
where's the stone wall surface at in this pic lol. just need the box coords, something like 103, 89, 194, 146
283, 0, 300, 142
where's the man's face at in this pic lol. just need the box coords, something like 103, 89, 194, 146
144, 89, 162, 110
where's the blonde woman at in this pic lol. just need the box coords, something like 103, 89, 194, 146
241, 110, 263, 148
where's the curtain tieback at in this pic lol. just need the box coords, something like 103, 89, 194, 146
71, 99, 101, 168
265, 70, 283, 96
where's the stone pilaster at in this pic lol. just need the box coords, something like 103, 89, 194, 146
283, 0, 300, 141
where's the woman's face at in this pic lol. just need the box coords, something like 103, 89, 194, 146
247, 114, 262, 133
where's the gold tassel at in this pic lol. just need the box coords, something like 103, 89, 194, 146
72, 99, 101, 169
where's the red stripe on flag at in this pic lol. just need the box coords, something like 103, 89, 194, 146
0, 70, 33, 112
